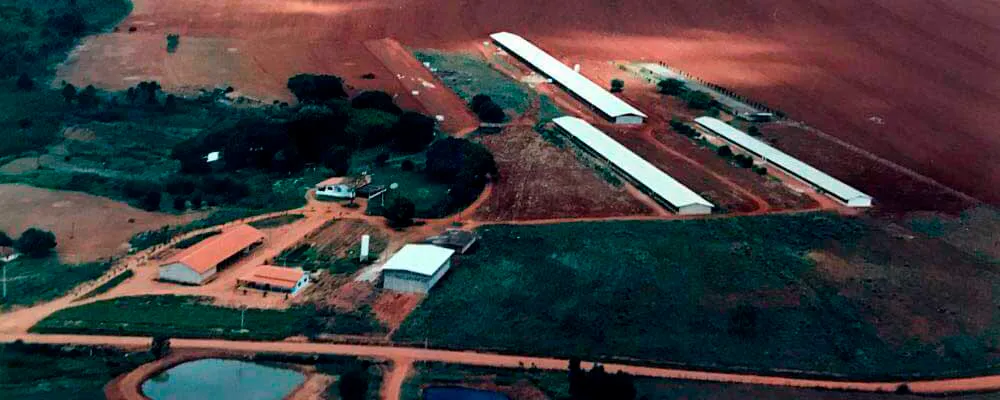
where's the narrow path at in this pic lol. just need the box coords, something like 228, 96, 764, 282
8, 333, 1000, 396
382, 358, 413, 400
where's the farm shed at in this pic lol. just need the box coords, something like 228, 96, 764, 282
694, 117, 873, 207
553, 116, 714, 215
158, 224, 265, 285
381, 244, 455, 294
237, 265, 310, 295
490, 32, 646, 124
424, 229, 478, 254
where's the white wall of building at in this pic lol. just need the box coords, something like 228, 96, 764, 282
384, 271, 431, 293
158, 263, 215, 285
614, 115, 645, 125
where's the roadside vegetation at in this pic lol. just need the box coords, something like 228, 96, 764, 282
75, 269, 133, 301
32, 295, 386, 339
396, 214, 1000, 377
0, 341, 156, 400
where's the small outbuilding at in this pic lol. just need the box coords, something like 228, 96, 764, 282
424, 229, 478, 254
317, 183, 355, 199
158, 224, 265, 285
237, 265, 310, 295
381, 244, 455, 294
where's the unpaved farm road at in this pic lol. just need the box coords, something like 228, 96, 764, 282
5, 333, 1000, 398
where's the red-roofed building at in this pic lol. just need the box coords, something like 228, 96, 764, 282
158, 225, 265, 285
237, 265, 310, 295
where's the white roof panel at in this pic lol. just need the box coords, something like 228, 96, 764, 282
694, 117, 872, 203
491, 32, 646, 119
553, 116, 713, 210
383, 244, 455, 276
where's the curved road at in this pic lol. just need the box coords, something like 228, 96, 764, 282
4, 333, 1000, 397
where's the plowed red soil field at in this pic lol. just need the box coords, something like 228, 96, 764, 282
58, 0, 1000, 208
473, 126, 654, 221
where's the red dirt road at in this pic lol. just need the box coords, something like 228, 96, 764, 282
57, 0, 1000, 207
9, 333, 1000, 397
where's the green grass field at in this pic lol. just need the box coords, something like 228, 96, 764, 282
32, 295, 385, 339
74, 269, 133, 301
365, 165, 454, 218
0, 257, 110, 308
414, 50, 532, 115
0, 342, 155, 400
394, 214, 998, 378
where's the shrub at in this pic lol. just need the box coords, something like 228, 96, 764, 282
683, 90, 714, 109
752, 166, 768, 175
470, 94, 505, 123
350, 91, 401, 115
747, 126, 761, 136
165, 34, 180, 53
657, 78, 686, 95
734, 154, 754, 168
716, 145, 733, 158
15, 228, 57, 258
610, 79, 625, 93
385, 196, 415, 228
150, 336, 171, 358
172, 196, 187, 211
287, 74, 347, 103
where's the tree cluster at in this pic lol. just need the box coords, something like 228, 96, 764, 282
470, 94, 505, 123
568, 359, 636, 400
425, 137, 498, 208
682, 90, 715, 110
287, 74, 347, 103
668, 119, 700, 139
10, 228, 57, 258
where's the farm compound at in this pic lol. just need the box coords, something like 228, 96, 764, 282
381, 244, 455, 294
553, 117, 713, 215
158, 225, 265, 285
237, 265, 310, 295
490, 32, 647, 124
694, 117, 873, 207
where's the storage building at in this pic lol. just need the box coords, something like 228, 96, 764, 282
381, 244, 455, 294
490, 32, 647, 124
158, 225, 265, 285
553, 116, 714, 215
694, 117, 873, 207
237, 265, 310, 295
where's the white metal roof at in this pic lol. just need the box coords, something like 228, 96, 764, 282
552, 116, 713, 210
491, 32, 646, 119
694, 117, 872, 203
383, 244, 455, 277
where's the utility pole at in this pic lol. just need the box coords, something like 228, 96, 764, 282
2, 263, 6, 299
240, 306, 246, 331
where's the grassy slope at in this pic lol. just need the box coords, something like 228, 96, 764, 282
1, 257, 110, 308
31, 295, 385, 339
395, 214, 996, 377
0, 342, 154, 400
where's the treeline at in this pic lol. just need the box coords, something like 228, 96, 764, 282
0, 227, 56, 258
568, 359, 637, 400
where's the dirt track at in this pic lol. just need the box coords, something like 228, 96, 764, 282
8, 333, 1000, 397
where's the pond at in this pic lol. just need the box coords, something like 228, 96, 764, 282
424, 386, 510, 400
142, 358, 305, 400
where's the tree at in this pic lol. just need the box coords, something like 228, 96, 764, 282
165, 33, 180, 53
0, 231, 13, 247
323, 146, 353, 176
338, 368, 370, 400
61, 83, 77, 104
141, 191, 162, 211
390, 111, 435, 152
385, 196, 415, 228
351, 91, 401, 115
716, 145, 733, 158
747, 126, 761, 136
172, 196, 187, 211
16, 73, 34, 91
76, 85, 99, 109
164, 94, 178, 113
469, 94, 505, 123
610, 79, 625, 93
470, 94, 493, 113
150, 335, 171, 358
425, 138, 497, 184
14, 228, 56, 257
683, 90, 714, 109
734, 154, 754, 168
287, 74, 347, 103
657, 78, 686, 95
